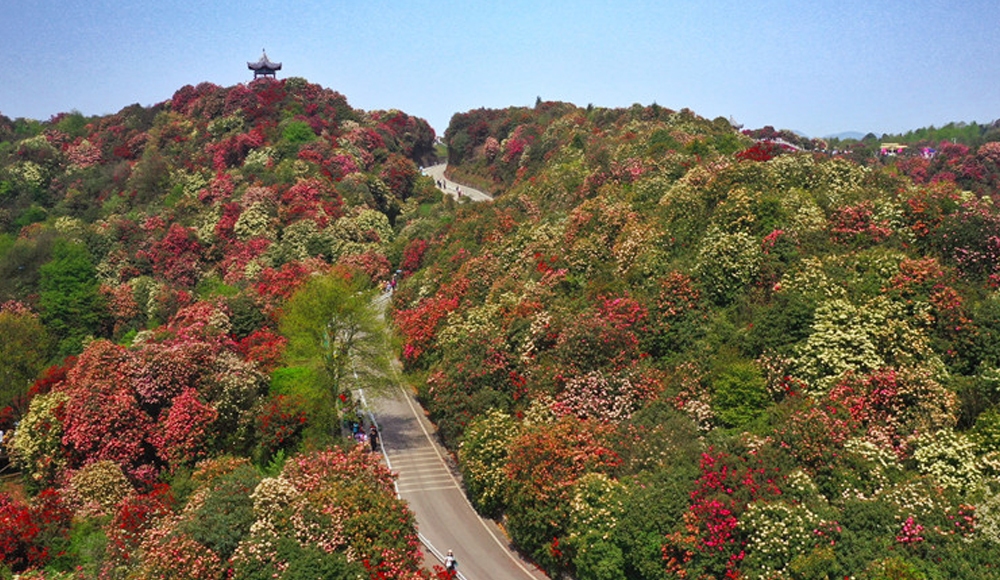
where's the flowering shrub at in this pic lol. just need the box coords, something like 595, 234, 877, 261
505, 417, 620, 573
694, 227, 761, 305
156, 388, 218, 468
828, 201, 895, 246
739, 501, 823, 576
554, 368, 658, 423
663, 450, 783, 578
237, 328, 288, 373
230, 447, 422, 578
10, 391, 70, 488
827, 367, 957, 457
0, 489, 71, 573
64, 460, 133, 519
103, 484, 174, 569
144, 223, 204, 287
57, 340, 157, 481
256, 395, 308, 461
553, 295, 648, 375
394, 282, 465, 368
457, 408, 518, 516
399, 238, 429, 277
912, 429, 982, 494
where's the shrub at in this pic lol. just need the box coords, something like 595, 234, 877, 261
694, 227, 761, 306
712, 361, 769, 428
65, 460, 132, 519
458, 408, 518, 516
181, 463, 261, 561
255, 394, 308, 463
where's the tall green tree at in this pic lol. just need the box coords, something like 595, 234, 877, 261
0, 309, 53, 417
38, 240, 106, 355
279, 271, 390, 431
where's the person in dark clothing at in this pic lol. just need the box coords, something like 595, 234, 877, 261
369, 425, 379, 452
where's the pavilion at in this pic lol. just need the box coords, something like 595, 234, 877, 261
248, 50, 282, 79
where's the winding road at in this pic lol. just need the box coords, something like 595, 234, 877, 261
360, 172, 547, 580
423, 164, 493, 202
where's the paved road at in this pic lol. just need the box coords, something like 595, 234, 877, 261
359, 294, 546, 580
423, 164, 493, 202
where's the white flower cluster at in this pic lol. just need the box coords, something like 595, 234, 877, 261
234, 202, 276, 241
740, 501, 822, 577
10, 391, 71, 485
567, 473, 625, 543
53, 216, 86, 241
913, 429, 983, 494
171, 169, 210, 199
694, 226, 761, 305
207, 114, 245, 137
243, 146, 275, 169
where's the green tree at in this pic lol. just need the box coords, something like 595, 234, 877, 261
279, 271, 390, 431
38, 240, 106, 355
0, 309, 53, 417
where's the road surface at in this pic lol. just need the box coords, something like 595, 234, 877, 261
423, 164, 493, 202
359, 294, 547, 580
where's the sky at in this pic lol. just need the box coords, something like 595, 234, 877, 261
2, 0, 998, 138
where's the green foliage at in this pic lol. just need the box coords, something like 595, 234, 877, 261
281, 120, 316, 145
713, 360, 769, 428
38, 239, 106, 355
0, 309, 53, 415
280, 271, 390, 431
182, 463, 262, 561
195, 274, 238, 299
13, 204, 46, 229
743, 290, 815, 356
836, 498, 897, 572
574, 537, 625, 580
48, 517, 108, 576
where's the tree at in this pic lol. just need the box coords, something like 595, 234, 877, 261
279, 270, 390, 431
38, 240, 106, 355
0, 307, 53, 418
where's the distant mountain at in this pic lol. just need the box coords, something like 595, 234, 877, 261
824, 130, 866, 140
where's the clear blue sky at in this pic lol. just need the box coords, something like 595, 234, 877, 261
2, 0, 998, 138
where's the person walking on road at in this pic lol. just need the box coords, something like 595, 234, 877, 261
444, 549, 457, 573
369, 425, 379, 453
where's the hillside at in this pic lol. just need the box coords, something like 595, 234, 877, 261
391, 103, 1000, 578
0, 78, 452, 579
4, 81, 1000, 579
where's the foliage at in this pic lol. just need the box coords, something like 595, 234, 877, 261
279, 269, 390, 431
457, 408, 518, 516
38, 240, 106, 355
0, 304, 53, 421
5, 76, 1000, 578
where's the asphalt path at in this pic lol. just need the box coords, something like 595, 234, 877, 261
360, 295, 548, 580
423, 164, 493, 202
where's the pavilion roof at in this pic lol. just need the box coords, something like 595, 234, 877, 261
248, 50, 282, 71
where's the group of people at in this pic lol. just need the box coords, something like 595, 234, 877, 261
346, 415, 380, 453
435, 179, 462, 198
385, 270, 400, 293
